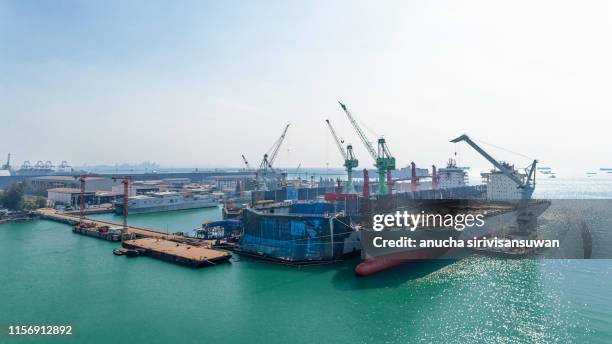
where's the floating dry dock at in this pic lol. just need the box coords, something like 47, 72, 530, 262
122, 238, 232, 267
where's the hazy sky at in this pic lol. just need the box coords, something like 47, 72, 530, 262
1, 0, 611, 175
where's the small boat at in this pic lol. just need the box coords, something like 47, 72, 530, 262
113, 248, 127, 256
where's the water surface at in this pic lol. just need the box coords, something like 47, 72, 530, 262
1, 178, 611, 343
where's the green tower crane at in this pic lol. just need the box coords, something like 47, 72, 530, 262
325, 119, 358, 193
338, 101, 395, 195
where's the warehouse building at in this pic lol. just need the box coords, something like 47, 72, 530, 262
29, 176, 116, 192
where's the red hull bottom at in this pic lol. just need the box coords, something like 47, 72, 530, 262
355, 247, 451, 276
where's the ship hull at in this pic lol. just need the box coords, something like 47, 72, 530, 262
355, 246, 451, 276
356, 200, 551, 276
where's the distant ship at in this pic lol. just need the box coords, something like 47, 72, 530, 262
115, 191, 219, 214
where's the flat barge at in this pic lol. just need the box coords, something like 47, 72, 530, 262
122, 238, 232, 267
72, 222, 130, 242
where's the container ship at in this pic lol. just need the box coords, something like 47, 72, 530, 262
115, 191, 218, 214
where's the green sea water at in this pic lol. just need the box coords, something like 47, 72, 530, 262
1, 179, 612, 343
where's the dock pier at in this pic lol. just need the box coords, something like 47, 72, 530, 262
35, 208, 232, 268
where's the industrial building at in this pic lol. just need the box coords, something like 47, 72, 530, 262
47, 188, 96, 207
46, 188, 119, 207
29, 176, 116, 192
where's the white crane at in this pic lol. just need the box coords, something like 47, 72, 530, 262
256, 124, 290, 190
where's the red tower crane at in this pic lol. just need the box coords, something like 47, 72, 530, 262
362, 169, 370, 197
112, 176, 132, 234
386, 170, 394, 193
73, 174, 96, 222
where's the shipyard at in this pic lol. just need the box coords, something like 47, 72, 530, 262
2, 1, 612, 343
0, 100, 600, 339
0, 105, 558, 272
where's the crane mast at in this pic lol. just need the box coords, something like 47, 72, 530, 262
338, 101, 395, 194
325, 119, 358, 193
451, 134, 537, 234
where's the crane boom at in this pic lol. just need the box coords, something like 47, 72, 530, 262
241, 154, 252, 170
267, 123, 290, 167
338, 101, 394, 194
325, 119, 348, 161
338, 102, 377, 160
451, 134, 538, 234
450, 134, 528, 187
325, 119, 358, 193
256, 124, 290, 190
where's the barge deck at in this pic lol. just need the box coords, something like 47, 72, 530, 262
122, 238, 232, 267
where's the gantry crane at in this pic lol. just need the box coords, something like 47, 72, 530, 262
450, 134, 537, 234
256, 124, 290, 190
325, 119, 358, 193
338, 102, 395, 194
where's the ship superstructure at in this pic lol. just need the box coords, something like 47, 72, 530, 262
437, 158, 469, 189
481, 163, 526, 200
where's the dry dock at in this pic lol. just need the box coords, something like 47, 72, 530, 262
122, 238, 232, 267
